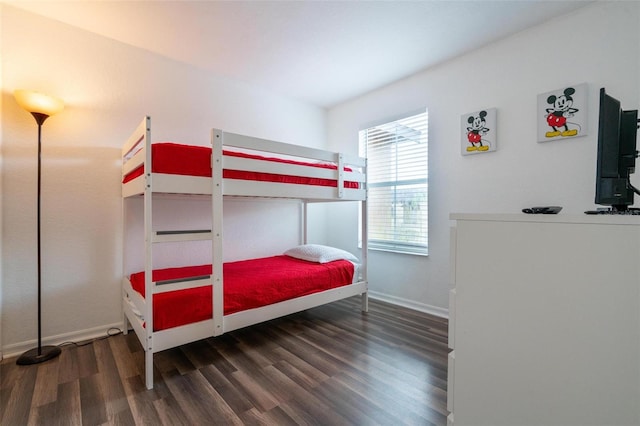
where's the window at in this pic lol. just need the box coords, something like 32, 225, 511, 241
360, 110, 428, 255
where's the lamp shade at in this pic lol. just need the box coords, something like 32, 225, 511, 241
14, 90, 64, 117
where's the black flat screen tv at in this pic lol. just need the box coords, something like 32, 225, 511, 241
595, 88, 639, 211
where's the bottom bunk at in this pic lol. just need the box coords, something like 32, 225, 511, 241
122, 245, 368, 389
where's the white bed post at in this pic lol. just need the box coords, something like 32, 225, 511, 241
211, 129, 225, 336
361, 155, 368, 313
122, 179, 129, 337
142, 116, 155, 389
302, 202, 308, 245
337, 153, 345, 199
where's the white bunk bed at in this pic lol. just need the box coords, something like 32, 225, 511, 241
121, 117, 368, 389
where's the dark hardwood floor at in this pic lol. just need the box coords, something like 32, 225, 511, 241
1, 297, 449, 425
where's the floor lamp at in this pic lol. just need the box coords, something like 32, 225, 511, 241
14, 90, 64, 365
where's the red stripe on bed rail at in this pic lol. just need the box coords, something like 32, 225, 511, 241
122, 143, 359, 188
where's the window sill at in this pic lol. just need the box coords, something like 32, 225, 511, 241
362, 244, 428, 257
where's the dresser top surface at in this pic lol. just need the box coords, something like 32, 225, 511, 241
450, 213, 640, 226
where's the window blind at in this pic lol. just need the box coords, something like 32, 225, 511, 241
360, 110, 428, 255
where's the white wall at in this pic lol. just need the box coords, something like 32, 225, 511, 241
1, 5, 326, 354
327, 1, 640, 315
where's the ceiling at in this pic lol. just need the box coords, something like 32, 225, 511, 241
8, 0, 590, 108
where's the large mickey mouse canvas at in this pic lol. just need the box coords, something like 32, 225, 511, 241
537, 83, 588, 142
461, 108, 497, 155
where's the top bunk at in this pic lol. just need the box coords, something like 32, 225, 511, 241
121, 117, 366, 202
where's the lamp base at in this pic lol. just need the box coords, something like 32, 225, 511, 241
16, 345, 61, 365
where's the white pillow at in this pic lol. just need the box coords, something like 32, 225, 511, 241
284, 244, 359, 264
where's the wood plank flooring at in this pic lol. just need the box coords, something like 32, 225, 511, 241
1, 297, 449, 425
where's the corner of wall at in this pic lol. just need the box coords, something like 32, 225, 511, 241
0, 2, 5, 361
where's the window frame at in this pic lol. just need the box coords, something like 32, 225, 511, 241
360, 109, 429, 256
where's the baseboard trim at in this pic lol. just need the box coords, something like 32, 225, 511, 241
1, 295, 447, 359
368, 291, 449, 318
2, 321, 125, 360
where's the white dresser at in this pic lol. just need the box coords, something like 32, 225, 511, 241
448, 214, 640, 426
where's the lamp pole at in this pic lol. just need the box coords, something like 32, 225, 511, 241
14, 91, 64, 365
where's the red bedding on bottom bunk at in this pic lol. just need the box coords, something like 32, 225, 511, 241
129, 255, 355, 331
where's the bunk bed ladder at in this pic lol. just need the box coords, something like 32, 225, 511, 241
211, 129, 225, 336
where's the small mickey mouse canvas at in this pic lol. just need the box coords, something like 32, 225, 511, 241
537, 83, 588, 142
461, 108, 497, 155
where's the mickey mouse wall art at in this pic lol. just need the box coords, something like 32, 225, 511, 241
461, 108, 497, 155
537, 83, 588, 142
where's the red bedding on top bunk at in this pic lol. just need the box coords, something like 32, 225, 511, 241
122, 143, 359, 188
128, 255, 355, 331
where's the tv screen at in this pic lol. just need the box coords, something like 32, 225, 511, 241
595, 88, 639, 211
